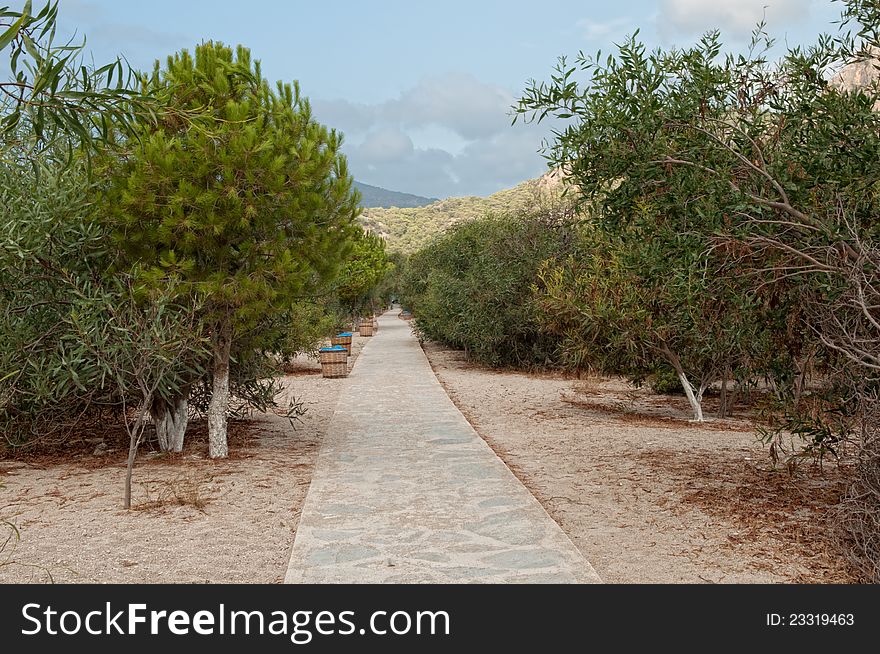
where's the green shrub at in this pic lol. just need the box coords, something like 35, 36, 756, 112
650, 367, 684, 395
399, 204, 576, 368
0, 159, 206, 449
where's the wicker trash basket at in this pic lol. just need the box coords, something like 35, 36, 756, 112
319, 346, 349, 378
358, 321, 375, 337
330, 332, 353, 353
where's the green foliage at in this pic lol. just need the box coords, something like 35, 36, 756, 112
535, 207, 770, 419
374, 250, 406, 304
650, 367, 684, 395
0, 157, 206, 448
331, 228, 393, 318
515, 6, 880, 420
400, 205, 576, 368
0, 7, 207, 451
105, 42, 360, 335
0, 160, 108, 439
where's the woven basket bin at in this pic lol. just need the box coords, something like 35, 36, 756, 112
358, 322, 375, 337
330, 335, 352, 351
319, 350, 348, 378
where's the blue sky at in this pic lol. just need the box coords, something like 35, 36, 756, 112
50, 0, 842, 198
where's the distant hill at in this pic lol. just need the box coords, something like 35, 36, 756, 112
354, 181, 438, 209
359, 169, 567, 253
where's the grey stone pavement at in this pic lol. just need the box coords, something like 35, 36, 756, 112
284, 309, 601, 583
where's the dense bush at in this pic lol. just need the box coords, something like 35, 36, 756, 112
0, 3, 202, 456
0, 157, 206, 450
400, 204, 576, 368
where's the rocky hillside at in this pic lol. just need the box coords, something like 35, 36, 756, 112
360, 169, 567, 253
832, 47, 880, 107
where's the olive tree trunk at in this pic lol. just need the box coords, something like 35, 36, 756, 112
719, 372, 729, 419
150, 395, 189, 452
659, 342, 705, 422
124, 398, 152, 510
207, 319, 232, 459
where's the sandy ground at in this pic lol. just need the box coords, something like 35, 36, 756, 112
0, 325, 855, 584
0, 338, 366, 584
423, 342, 854, 584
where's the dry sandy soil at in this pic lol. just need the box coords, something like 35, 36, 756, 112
423, 342, 855, 584
0, 327, 856, 584
0, 338, 366, 584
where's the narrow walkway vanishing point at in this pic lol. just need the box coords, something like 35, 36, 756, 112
285, 310, 601, 583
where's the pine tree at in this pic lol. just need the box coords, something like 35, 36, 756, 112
105, 42, 360, 457
333, 229, 393, 319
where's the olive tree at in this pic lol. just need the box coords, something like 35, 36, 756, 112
518, 0, 880, 575
1, 1, 149, 156
1, 2, 188, 451
517, 32, 778, 420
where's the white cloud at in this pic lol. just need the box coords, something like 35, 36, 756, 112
659, 0, 806, 38
315, 73, 513, 144
355, 128, 414, 162
311, 100, 372, 138
576, 17, 632, 41
385, 73, 514, 141
343, 126, 554, 199
313, 73, 553, 198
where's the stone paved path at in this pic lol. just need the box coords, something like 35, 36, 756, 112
284, 310, 601, 583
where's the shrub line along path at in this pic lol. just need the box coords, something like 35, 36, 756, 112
285, 309, 601, 583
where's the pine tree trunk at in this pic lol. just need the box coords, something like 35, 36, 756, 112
207, 319, 232, 459
150, 395, 189, 453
